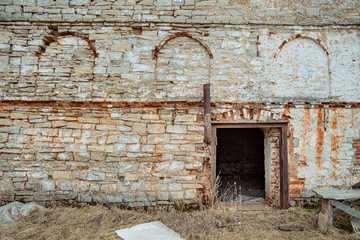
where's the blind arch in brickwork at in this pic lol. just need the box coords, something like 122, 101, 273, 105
153, 33, 213, 101
268, 35, 331, 101
37, 35, 97, 100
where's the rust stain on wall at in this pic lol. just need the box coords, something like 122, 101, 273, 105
330, 109, 339, 173
316, 107, 324, 169
300, 108, 312, 164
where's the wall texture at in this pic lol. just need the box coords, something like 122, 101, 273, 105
0, 0, 360, 207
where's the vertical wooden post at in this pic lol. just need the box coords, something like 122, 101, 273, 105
204, 84, 211, 144
280, 125, 289, 209
317, 199, 333, 233
210, 125, 217, 204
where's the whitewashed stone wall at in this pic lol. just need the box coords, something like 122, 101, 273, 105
0, 25, 359, 103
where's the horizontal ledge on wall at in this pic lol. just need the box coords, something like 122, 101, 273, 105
0, 101, 359, 109
0, 19, 359, 29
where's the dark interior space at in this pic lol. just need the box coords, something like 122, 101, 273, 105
216, 128, 265, 203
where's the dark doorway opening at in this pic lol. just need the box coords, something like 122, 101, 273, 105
216, 128, 265, 203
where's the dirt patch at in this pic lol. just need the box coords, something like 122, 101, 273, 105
0, 205, 356, 240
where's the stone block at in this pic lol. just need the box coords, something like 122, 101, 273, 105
94, 67, 106, 74
184, 189, 197, 199
28, 39, 44, 47
90, 152, 106, 161
107, 135, 118, 144
75, 181, 90, 191
110, 52, 123, 60
37, 0, 54, 6
131, 64, 154, 72
0, 55, 9, 65
132, 123, 147, 134
307, 8, 320, 17
66, 122, 83, 129
107, 194, 123, 203
56, 180, 73, 191
53, 171, 72, 180
141, 145, 155, 153
0, 133, 8, 142
147, 134, 170, 144
0, 126, 20, 134
96, 125, 116, 131
169, 161, 184, 171
119, 135, 140, 144
100, 183, 117, 192
41, 129, 58, 136
107, 66, 126, 74
124, 51, 140, 64
86, 171, 105, 181
25, 183, 41, 191
156, 191, 168, 201
148, 124, 165, 133
117, 125, 131, 132
73, 170, 87, 180
174, 115, 196, 122
28, 171, 48, 178
218, 0, 229, 5
0, 0, 12, 5
78, 117, 99, 124
21, 65, 38, 75
0, 119, 11, 126
156, 0, 172, 6
184, 163, 202, 170
58, 152, 73, 161
170, 191, 183, 201
127, 143, 140, 152
166, 125, 187, 133
14, 0, 35, 5
5, 171, 27, 178
70, 0, 90, 5
122, 192, 135, 202
0, 180, 13, 192
114, 144, 127, 152
158, 144, 180, 152
168, 183, 182, 191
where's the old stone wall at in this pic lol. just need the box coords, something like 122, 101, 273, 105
0, 0, 360, 207
0, 103, 209, 205
1, 0, 359, 25
0, 23, 359, 102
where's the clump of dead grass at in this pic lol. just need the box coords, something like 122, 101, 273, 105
0, 204, 357, 240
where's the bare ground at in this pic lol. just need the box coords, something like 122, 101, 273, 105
0, 204, 357, 240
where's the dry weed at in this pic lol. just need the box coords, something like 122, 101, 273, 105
0, 205, 357, 240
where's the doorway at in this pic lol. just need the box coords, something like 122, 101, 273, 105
216, 128, 265, 203
210, 122, 289, 208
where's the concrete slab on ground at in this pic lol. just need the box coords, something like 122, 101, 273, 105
115, 221, 185, 240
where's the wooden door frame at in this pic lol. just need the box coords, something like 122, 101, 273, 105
211, 122, 289, 209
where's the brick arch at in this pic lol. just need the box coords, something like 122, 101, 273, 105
274, 34, 329, 59
37, 33, 98, 99
153, 33, 213, 60
153, 33, 212, 101
212, 108, 286, 122
37, 31, 98, 58
269, 35, 331, 100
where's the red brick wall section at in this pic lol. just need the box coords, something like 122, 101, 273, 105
354, 139, 360, 166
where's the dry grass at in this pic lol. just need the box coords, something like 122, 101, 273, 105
0, 204, 357, 240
